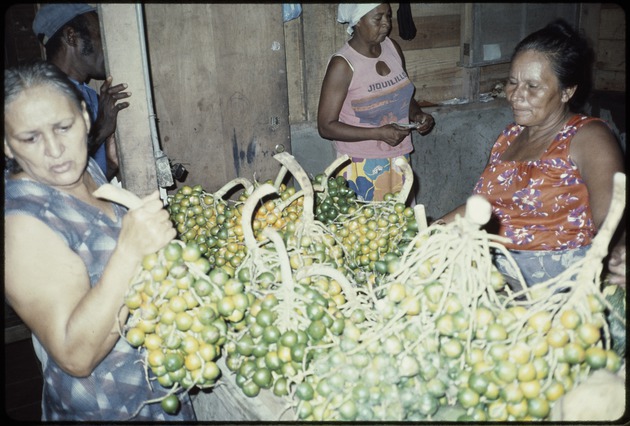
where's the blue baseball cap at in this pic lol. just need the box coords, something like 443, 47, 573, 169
33, 3, 96, 45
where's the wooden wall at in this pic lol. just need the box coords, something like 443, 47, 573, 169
141, 4, 292, 192
4, 3, 624, 194
5, 3, 625, 121
283, 3, 626, 125
3, 4, 41, 66
592, 3, 626, 92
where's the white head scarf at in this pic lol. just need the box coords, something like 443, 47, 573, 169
337, 3, 382, 35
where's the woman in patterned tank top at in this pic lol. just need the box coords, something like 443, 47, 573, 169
4, 61, 196, 420
439, 19, 624, 288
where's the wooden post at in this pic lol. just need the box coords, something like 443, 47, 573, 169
579, 4, 601, 59
462, 67, 480, 103
98, 4, 158, 197
459, 3, 479, 102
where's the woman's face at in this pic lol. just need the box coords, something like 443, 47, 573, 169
505, 50, 574, 128
4, 84, 91, 189
355, 3, 392, 43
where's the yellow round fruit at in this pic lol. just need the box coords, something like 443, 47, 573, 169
520, 379, 541, 399
559, 309, 581, 329
544, 380, 565, 402
577, 323, 601, 346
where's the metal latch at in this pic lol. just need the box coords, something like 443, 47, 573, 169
155, 150, 174, 188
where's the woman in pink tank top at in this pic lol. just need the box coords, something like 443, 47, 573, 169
440, 19, 624, 288
317, 3, 434, 202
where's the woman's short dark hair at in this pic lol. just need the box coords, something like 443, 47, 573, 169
4, 61, 84, 173
512, 18, 594, 111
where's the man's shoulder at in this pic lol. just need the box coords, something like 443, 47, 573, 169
67, 78, 99, 109
69, 78, 96, 92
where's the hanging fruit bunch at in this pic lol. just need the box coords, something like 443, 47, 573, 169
220, 153, 370, 401
325, 159, 421, 285
313, 174, 358, 224
92, 185, 232, 416
347, 176, 627, 422
165, 180, 252, 273
122, 241, 230, 414
327, 200, 418, 283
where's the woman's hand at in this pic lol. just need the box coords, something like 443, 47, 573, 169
606, 239, 626, 287
380, 123, 412, 146
412, 112, 435, 135
95, 76, 131, 139
116, 191, 176, 263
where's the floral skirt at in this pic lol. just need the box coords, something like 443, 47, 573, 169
337, 154, 411, 202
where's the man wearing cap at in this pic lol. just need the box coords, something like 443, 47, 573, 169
33, 3, 131, 180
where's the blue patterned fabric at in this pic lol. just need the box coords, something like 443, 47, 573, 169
493, 245, 590, 290
70, 79, 108, 174
4, 159, 196, 421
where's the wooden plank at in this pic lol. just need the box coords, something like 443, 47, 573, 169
390, 14, 461, 51
418, 78, 464, 105
302, 3, 348, 122
579, 3, 601, 54
408, 48, 507, 103
284, 17, 307, 123
144, 4, 291, 192
595, 70, 626, 92
99, 4, 159, 196
462, 67, 480, 102
408, 3, 463, 18
192, 358, 294, 421
402, 46, 464, 103
596, 39, 627, 72
143, 4, 223, 191
459, 3, 474, 67
404, 47, 462, 77
211, 3, 291, 185
480, 62, 510, 93
599, 4, 626, 40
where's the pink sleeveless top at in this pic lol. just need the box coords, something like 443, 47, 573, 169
332, 37, 414, 159
473, 114, 600, 251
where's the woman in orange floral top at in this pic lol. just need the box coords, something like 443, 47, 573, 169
440, 19, 624, 288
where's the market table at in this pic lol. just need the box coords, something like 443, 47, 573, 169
191, 358, 295, 421
190, 357, 468, 422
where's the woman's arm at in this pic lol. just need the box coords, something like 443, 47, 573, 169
570, 120, 625, 229
3, 191, 175, 377
437, 204, 467, 224
88, 76, 130, 156
317, 56, 410, 146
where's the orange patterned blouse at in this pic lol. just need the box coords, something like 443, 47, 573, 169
473, 114, 600, 251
